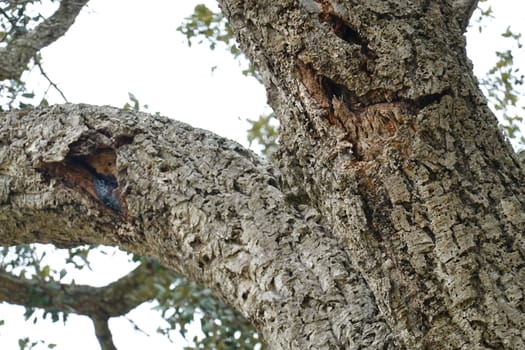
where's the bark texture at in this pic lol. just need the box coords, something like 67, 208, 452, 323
1, 104, 395, 349
218, 0, 525, 348
1, 1, 524, 349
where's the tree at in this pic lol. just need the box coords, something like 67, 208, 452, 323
1, 0, 524, 349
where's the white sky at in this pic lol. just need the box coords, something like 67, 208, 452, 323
27, 0, 268, 148
1, 0, 524, 349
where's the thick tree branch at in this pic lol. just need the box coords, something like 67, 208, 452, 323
0, 259, 172, 350
0, 104, 396, 349
0, 0, 90, 81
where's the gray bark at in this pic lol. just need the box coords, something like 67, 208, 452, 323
218, 0, 525, 348
0, 104, 394, 349
1, 0, 524, 349
452, 0, 479, 31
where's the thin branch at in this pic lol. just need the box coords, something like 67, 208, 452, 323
92, 314, 117, 350
0, 6, 18, 31
123, 315, 150, 337
35, 56, 69, 103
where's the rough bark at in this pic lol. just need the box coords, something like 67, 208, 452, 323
452, 0, 478, 32
0, 104, 395, 349
1, 1, 524, 349
218, 0, 525, 348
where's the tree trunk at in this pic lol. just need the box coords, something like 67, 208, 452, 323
1, 1, 524, 349
219, 0, 525, 348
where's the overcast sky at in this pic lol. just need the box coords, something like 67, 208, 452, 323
1, 0, 524, 349
27, 0, 268, 148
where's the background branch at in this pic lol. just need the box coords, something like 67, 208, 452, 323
92, 314, 117, 350
0, 260, 176, 317
0, 0, 90, 81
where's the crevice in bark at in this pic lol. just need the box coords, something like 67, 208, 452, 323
297, 58, 451, 112
412, 90, 452, 110
422, 227, 436, 244
114, 134, 135, 147
318, 11, 377, 62
296, 57, 454, 161
296, 59, 394, 109
315, 0, 377, 61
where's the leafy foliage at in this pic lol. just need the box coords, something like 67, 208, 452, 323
0, 243, 96, 326
480, 28, 524, 146
123, 92, 147, 111
178, 4, 274, 157
17, 337, 56, 350
0, 1, 60, 110
0, 0, 53, 45
247, 113, 279, 158
155, 276, 265, 349
177, 4, 260, 81
472, 1, 524, 149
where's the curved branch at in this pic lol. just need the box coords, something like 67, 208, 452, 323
0, 260, 176, 317
0, 259, 176, 349
0, 0, 90, 81
0, 104, 395, 349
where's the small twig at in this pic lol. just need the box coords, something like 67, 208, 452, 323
124, 315, 151, 337
34, 56, 68, 103
0, 6, 18, 29
0, 6, 18, 43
